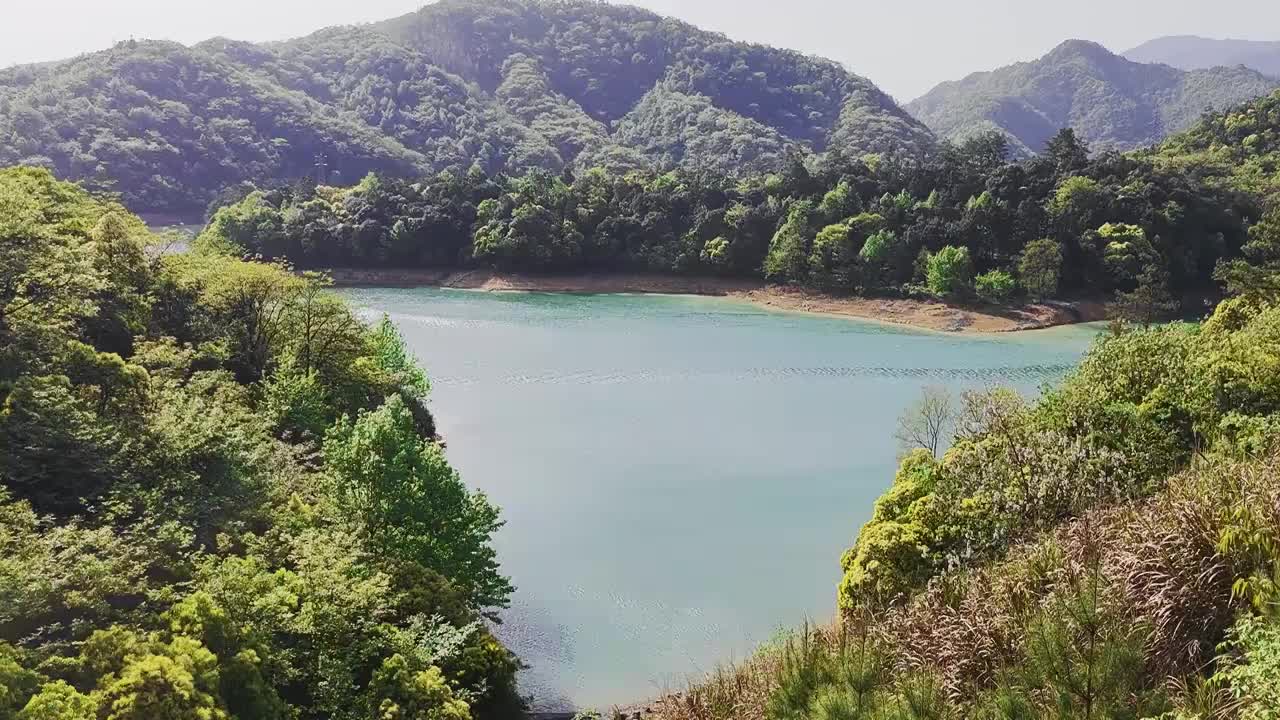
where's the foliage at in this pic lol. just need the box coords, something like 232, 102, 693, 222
820, 296, 1280, 713
1215, 615, 1280, 719
975, 270, 1017, 303
925, 245, 975, 296
1018, 239, 1064, 300
324, 394, 511, 613
201, 119, 1265, 314
0, 168, 521, 719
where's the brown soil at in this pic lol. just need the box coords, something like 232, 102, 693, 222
326, 268, 1108, 333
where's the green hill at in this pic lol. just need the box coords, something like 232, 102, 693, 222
0, 0, 933, 214
908, 39, 1279, 156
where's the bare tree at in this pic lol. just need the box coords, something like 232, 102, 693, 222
894, 385, 955, 457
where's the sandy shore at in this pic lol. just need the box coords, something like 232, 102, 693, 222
326, 268, 1108, 333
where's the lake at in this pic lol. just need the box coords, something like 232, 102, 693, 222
341, 287, 1101, 712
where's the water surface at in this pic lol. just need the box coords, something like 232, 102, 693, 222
342, 288, 1100, 711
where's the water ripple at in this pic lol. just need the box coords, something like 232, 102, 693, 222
433, 363, 1076, 387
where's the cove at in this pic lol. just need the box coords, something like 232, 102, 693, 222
341, 287, 1101, 712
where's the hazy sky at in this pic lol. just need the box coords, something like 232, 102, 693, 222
3, 0, 1279, 101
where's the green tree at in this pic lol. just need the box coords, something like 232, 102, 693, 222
324, 395, 512, 612
926, 245, 975, 296
369, 314, 430, 397
975, 269, 1017, 303
96, 644, 228, 720
765, 201, 815, 282
371, 655, 471, 720
1218, 204, 1280, 300
1018, 239, 1064, 300
16, 682, 96, 720
808, 223, 857, 291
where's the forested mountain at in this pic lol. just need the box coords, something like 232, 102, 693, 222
0, 0, 933, 214
1124, 35, 1280, 77
908, 39, 1279, 156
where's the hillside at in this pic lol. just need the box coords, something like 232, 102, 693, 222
1124, 35, 1280, 77
908, 39, 1279, 156
0, 0, 933, 214
0, 167, 523, 718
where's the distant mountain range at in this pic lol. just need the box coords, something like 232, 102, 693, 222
1124, 35, 1280, 77
907, 39, 1280, 156
0, 0, 933, 213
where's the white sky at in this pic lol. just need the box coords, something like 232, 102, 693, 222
3, 0, 1279, 101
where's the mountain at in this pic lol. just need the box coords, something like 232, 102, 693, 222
1124, 35, 1280, 77
907, 39, 1280, 156
0, 0, 933, 214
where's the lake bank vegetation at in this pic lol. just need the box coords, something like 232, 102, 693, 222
0, 166, 523, 719
198, 90, 1280, 326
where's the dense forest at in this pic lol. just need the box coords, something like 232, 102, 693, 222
908, 39, 1279, 156
642, 91, 1280, 720
0, 167, 524, 719
202, 96, 1280, 321
0, 0, 932, 214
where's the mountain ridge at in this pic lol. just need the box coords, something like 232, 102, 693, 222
908, 38, 1279, 156
1124, 34, 1280, 77
0, 0, 934, 212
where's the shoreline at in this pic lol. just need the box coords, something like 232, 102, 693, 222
326, 268, 1108, 333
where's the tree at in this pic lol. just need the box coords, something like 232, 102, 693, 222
1112, 266, 1178, 326
96, 646, 228, 720
324, 395, 512, 612
16, 681, 96, 720
1048, 176, 1104, 226
894, 386, 955, 457
1217, 204, 1280, 300
1019, 239, 1064, 300
996, 522, 1167, 720
807, 223, 856, 291
859, 228, 899, 289
369, 314, 430, 397
1044, 128, 1090, 172
371, 655, 471, 720
975, 269, 1017, 303
925, 246, 975, 296
765, 201, 815, 282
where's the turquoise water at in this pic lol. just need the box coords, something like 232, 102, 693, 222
341, 288, 1101, 711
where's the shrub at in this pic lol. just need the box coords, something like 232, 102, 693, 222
974, 270, 1017, 303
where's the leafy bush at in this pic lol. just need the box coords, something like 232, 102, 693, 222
974, 269, 1017, 303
